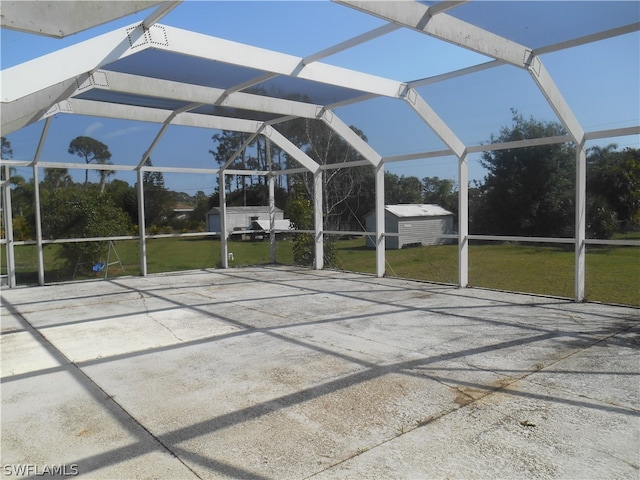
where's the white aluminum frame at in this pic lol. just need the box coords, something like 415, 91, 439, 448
1, 0, 637, 302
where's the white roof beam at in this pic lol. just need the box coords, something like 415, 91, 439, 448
1, 75, 88, 135
263, 126, 320, 174
317, 109, 382, 167
37, 162, 136, 172
213, 73, 280, 105
220, 131, 263, 171
326, 93, 379, 111
403, 88, 466, 158
533, 22, 640, 56
1, 23, 156, 134
382, 126, 640, 163
143, 1, 182, 29
426, 1, 471, 16
0, 1, 164, 37
338, 2, 587, 144
88, 70, 321, 119
301, 23, 401, 65
585, 126, 640, 141
408, 59, 504, 88
1, 24, 151, 103
155, 25, 404, 98
383, 149, 454, 163
137, 102, 202, 169
63, 98, 263, 134
336, 1, 531, 67
528, 58, 585, 145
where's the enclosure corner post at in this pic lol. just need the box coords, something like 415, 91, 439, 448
575, 144, 587, 302
267, 138, 276, 264
458, 154, 469, 288
136, 168, 147, 276
375, 163, 385, 278
32, 164, 45, 285
219, 171, 228, 269
314, 169, 323, 270
2, 165, 16, 288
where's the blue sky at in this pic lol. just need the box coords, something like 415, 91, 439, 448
2, 1, 639, 196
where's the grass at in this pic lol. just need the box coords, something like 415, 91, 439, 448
2, 236, 638, 306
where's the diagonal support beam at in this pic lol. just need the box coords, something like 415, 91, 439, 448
317, 108, 382, 167
137, 102, 203, 168
403, 88, 466, 158
527, 57, 585, 145
219, 131, 263, 172
302, 23, 401, 65
143, 1, 182, 29
263, 126, 320, 174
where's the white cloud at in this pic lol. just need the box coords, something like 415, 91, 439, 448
84, 122, 103, 137
105, 125, 147, 139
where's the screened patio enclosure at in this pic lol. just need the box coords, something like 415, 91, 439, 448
1, 1, 639, 301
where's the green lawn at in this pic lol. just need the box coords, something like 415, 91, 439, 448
2, 237, 638, 306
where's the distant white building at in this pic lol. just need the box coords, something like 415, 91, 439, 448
206, 206, 286, 238
365, 204, 454, 249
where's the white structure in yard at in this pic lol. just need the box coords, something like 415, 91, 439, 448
365, 204, 454, 250
207, 206, 285, 238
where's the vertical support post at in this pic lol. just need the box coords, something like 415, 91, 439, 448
374, 163, 385, 277
458, 154, 469, 288
31, 116, 50, 286
2, 166, 16, 288
219, 171, 228, 268
32, 164, 45, 285
136, 168, 147, 276
267, 138, 276, 264
575, 144, 586, 302
313, 170, 323, 270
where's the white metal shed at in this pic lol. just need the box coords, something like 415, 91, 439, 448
207, 206, 284, 237
366, 204, 454, 249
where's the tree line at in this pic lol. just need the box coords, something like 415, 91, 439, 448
1, 110, 638, 271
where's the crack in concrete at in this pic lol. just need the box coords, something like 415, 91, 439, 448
138, 292, 184, 342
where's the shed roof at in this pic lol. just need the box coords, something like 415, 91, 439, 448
385, 204, 454, 218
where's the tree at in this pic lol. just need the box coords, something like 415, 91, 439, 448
1, 137, 13, 159
290, 120, 373, 231
41, 186, 132, 272
1, 140, 35, 240
210, 131, 287, 204
286, 186, 338, 268
210, 130, 251, 203
588, 145, 640, 233
42, 168, 73, 189
68, 136, 113, 191
140, 157, 172, 229
105, 179, 138, 226
423, 176, 458, 225
385, 173, 423, 205
185, 190, 214, 232
475, 111, 575, 237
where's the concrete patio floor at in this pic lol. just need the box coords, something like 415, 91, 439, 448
1, 266, 639, 479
